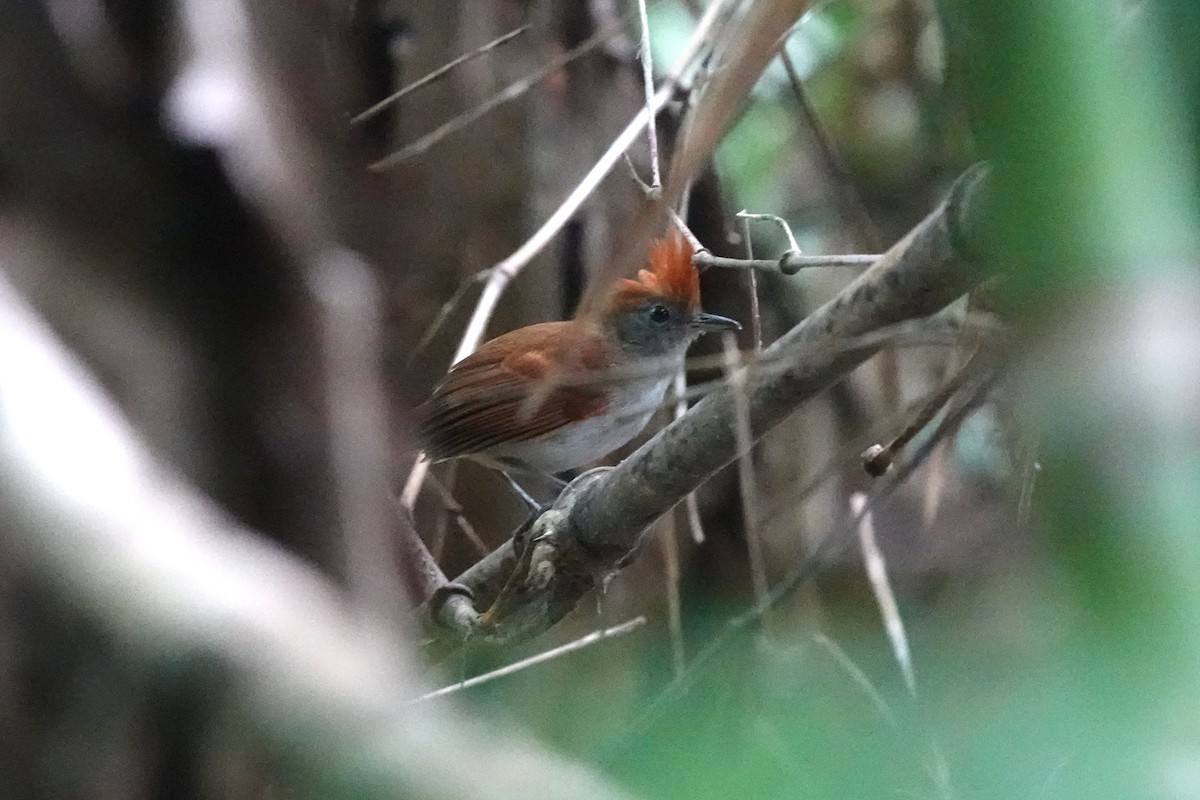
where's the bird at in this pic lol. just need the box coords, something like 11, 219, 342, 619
416, 231, 740, 477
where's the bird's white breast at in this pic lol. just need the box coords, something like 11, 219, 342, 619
487, 373, 675, 474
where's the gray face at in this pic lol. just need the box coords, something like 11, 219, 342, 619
612, 298, 698, 358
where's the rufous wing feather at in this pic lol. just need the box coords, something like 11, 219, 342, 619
417, 322, 611, 460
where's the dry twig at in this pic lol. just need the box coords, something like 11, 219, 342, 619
370, 19, 630, 170
723, 333, 769, 610
861, 345, 984, 477
351, 25, 531, 126
850, 493, 914, 692
412, 616, 646, 703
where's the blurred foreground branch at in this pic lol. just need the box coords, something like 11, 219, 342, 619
428, 164, 993, 645
0, 274, 630, 800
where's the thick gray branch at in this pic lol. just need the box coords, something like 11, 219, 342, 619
431, 165, 992, 645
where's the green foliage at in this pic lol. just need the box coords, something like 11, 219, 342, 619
717, 102, 797, 214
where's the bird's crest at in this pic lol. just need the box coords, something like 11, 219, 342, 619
611, 230, 699, 310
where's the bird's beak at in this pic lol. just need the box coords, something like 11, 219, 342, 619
693, 312, 742, 333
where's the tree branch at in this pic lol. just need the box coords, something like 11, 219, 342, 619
426, 163, 993, 645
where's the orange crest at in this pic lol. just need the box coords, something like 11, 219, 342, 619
612, 230, 699, 310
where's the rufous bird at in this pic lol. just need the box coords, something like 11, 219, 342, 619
417, 232, 740, 475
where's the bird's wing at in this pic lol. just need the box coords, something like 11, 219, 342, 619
417, 322, 611, 460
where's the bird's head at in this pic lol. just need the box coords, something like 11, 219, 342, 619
601, 231, 740, 358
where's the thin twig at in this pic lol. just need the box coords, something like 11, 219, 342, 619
778, 49, 883, 251
410, 616, 646, 703
455, 85, 668, 358
636, 0, 662, 189
878, 363, 1000, 508
741, 216, 764, 353
849, 492, 914, 693
350, 25, 531, 126
811, 632, 898, 727
920, 340, 973, 523
430, 460, 460, 561
669, 208, 703, 250
854, 494, 964, 800
723, 333, 768, 609
674, 370, 707, 544
409, 268, 492, 366
758, 381, 954, 533
920, 438, 949, 527
861, 345, 983, 477
422, 470, 489, 555
397, 524, 450, 605
370, 19, 632, 170
776, 46, 904, 421
683, 494, 706, 544
402, 458, 432, 510
846, 559, 959, 800
575, 0, 784, 313
623, 154, 702, 249
660, 515, 687, 676
629, 182, 700, 259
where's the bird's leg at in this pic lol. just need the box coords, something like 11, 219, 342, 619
494, 457, 569, 507
455, 457, 568, 631
505, 459, 569, 490
499, 469, 544, 513
477, 511, 542, 630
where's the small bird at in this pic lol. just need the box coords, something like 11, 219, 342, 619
417, 232, 740, 475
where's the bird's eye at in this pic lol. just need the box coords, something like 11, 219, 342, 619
649, 304, 671, 323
